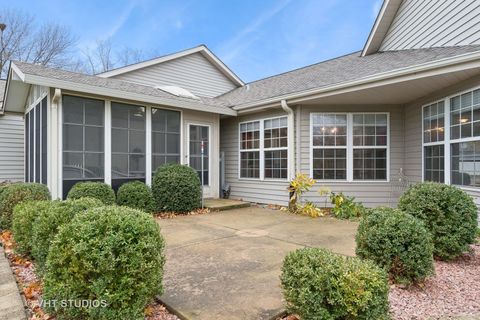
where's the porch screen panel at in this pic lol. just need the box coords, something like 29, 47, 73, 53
111, 102, 146, 190
62, 95, 104, 198
152, 108, 181, 176
264, 117, 288, 179
311, 114, 347, 180
25, 112, 30, 182
423, 101, 445, 183
41, 97, 48, 184
240, 121, 260, 178
35, 105, 40, 183
352, 113, 388, 181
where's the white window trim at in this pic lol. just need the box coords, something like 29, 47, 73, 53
421, 85, 480, 189
309, 112, 390, 183
238, 116, 289, 181
187, 122, 212, 187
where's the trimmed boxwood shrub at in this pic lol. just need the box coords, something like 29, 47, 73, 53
12, 200, 52, 256
398, 182, 478, 260
356, 207, 434, 284
117, 181, 156, 213
43, 206, 165, 319
31, 197, 104, 273
0, 183, 51, 228
152, 164, 201, 212
67, 181, 116, 205
281, 247, 390, 320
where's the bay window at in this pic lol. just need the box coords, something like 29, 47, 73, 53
311, 112, 389, 181
422, 87, 480, 188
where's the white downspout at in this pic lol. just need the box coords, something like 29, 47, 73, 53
281, 100, 296, 180
50, 88, 61, 199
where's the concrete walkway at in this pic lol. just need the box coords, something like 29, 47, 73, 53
0, 247, 26, 320
157, 207, 358, 320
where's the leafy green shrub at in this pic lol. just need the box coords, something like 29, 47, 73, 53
31, 197, 104, 273
281, 247, 389, 320
152, 164, 201, 212
398, 182, 478, 260
116, 181, 156, 213
12, 200, 52, 256
67, 181, 115, 205
330, 192, 366, 219
43, 206, 165, 319
356, 207, 434, 284
0, 183, 51, 228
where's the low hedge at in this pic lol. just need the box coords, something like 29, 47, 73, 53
116, 181, 156, 213
356, 207, 434, 284
152, 164, 201, 213
12, 200, 52, 256
43, 206, 165, 319
31, 197, 104, 274
281, 247, 390, 320
0, 183, 51, 228
67, 182, 116, 205
398, 182, 478, 260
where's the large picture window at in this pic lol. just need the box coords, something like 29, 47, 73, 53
311, 113, 388, 181
152, 108, 181, 175
111, 102, 146, 190
62, 95, 104, 198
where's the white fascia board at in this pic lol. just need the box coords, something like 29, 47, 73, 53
234, 50, 480, 113
22, 73, 237, 116
98, 45, 244, 87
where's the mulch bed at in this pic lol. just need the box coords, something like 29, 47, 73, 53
0, 230, 180, 320
279, 244, 480, 320
155, 208, 210, 219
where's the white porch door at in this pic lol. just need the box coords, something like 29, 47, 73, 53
188, 124, 213, 198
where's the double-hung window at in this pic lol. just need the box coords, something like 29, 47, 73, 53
311, 112, 389, 181
240, 121, 260, 179
239, 116, 288, 180
422, 88, 480, 188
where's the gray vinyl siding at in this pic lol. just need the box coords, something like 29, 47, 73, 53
111, 52, 238, 98
299, 105, 405, 208
0, 113, 24, 182
404, 76, 480, 209
380, 0, 480, 51
221, 105, 405, 207
220, 109, 291, 205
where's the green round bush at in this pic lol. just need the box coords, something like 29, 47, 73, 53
398, 182, 478, 260
31, 197, 104, 274
356, 207, 434, 284
281, 247, 390, 320
12, 200, 52, 256
116, 181, 156, 213
43, 206, 165, 319
67, 181, 116, 205
0, 183, 51, 228
152, 164, 201, 213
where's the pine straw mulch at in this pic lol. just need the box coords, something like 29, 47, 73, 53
0, 230, 180, 320
154, 207, 210, 219
278, 244, 480, 320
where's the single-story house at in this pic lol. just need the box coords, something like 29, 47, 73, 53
2, 0, 480, 208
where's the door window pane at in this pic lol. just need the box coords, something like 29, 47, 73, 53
189, 125, 209, 185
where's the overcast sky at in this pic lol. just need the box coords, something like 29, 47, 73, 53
11, 0, 382, 82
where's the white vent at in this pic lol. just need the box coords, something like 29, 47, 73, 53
156, 85, 200, 100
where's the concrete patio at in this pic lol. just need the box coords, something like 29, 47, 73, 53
157, 207, 358, 320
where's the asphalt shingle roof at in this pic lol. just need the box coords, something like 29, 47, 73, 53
217, 45, 480, 106
12, 60, 232, 111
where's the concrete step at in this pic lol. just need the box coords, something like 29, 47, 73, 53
204, 199, 251, 211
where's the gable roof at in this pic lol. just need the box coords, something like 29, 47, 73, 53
362, 0, 403, 56
217, 45, 480, 109
98, 45, 244, 87
4, 61, 236, 116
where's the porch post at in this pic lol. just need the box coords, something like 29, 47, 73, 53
49, 88, 61, 199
